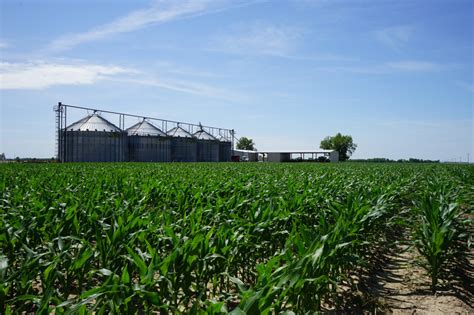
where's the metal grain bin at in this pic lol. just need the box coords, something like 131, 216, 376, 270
218, 136, 232, 162
193, 129, 219, 162
61, 113, 127, 162
126, 120, 171, 162
167, 126, 197, 162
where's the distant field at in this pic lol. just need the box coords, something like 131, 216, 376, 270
1, 163, 472, 313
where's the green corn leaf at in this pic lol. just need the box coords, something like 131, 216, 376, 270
73, 248, 93, 270
126, 245, 148, 279
121, 267, 130, 284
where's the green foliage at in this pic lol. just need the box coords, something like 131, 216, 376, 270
0, 162, 471, 312
236, 137, 256, 151
412, 179, 471, 291
320, 133, 357, 161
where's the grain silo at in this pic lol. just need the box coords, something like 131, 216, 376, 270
193, 128, 219, 162
61, 113, 127, 162
218, 135, 232, 162
167, 125, 197, 162
126, 119, 171, 162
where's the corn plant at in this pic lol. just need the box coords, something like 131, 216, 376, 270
412, 180, 470, 291
0, 162, 471, 313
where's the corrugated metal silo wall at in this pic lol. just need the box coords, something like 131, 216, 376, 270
196, 140, 220, 162
219, 142, 232, 162
170, 137, 197, 162
128, 136, 171, 162
61, 131, 127, 162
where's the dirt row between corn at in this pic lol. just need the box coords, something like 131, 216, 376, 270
363, 229, 473, 314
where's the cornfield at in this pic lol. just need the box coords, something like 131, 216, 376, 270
0, 163, 472, 313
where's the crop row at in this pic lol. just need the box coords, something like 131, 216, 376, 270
0, 163, 472, 313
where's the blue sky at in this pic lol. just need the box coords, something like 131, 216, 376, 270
0, 0, 472, 161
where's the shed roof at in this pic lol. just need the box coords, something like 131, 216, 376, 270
260, 149, 336, 154
233, 149, 336, 154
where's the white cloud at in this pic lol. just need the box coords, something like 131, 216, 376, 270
0, 40, 9, 49
0, 61, 131, 89
47, 0, 256, 52
374, 25, 413, 49
149, 61, 226, 78
455, 81, 474, 93
48, 1, 208, 51
316, 60, 450, 74
386, 61, 444, 72
0, 60, 243, 100
211, 22, 303, 57
108, 76, 244, 101
166, 68, 224, 78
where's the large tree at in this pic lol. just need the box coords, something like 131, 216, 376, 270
320, 133, 357, 161
236, 137, 256, 151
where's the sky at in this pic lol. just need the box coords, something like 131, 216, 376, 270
0, 0, 472, 161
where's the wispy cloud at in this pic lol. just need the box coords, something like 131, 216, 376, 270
109, 76, 244, 101
0, 61, 132, 90
150, 61, 226, 78
47, 1, 209, 51
376, 119, 472, 128
47, 0, 257, 52
316, 60, 452, 74
166, 68, 225, 78
0, 40, 9, 49
373, 25, 413, 50
211, 22, 304, 57
455, 81, 474, 93
0, 60, 243, 100
386, 61, 445, 72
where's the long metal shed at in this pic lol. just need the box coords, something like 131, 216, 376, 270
61, 113, 127, 162
261, 150, 339, 162
127, 120, 171, 162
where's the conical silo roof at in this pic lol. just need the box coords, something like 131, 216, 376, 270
167, 126, 193, 138
193, 129, 217, 140
218, 134, 231, 142
126, 120, 166, 136
66, 113, 121, 132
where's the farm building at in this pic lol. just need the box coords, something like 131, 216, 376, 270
232, 149, 339, 162
60, 113, 127, 162
126, 120, 171, 162
55, 103, 338, 164
167, 126, 198, 162
218, 135, 232, 162
232, 149, 259, 162
194, 128, 220, 162
261, 150, 339, 162
55, 103, 234, 163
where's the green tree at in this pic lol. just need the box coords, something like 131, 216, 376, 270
236, 137, 256, 151
320, 133, 357, 161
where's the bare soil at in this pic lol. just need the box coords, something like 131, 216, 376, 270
364, 232, 473, 314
